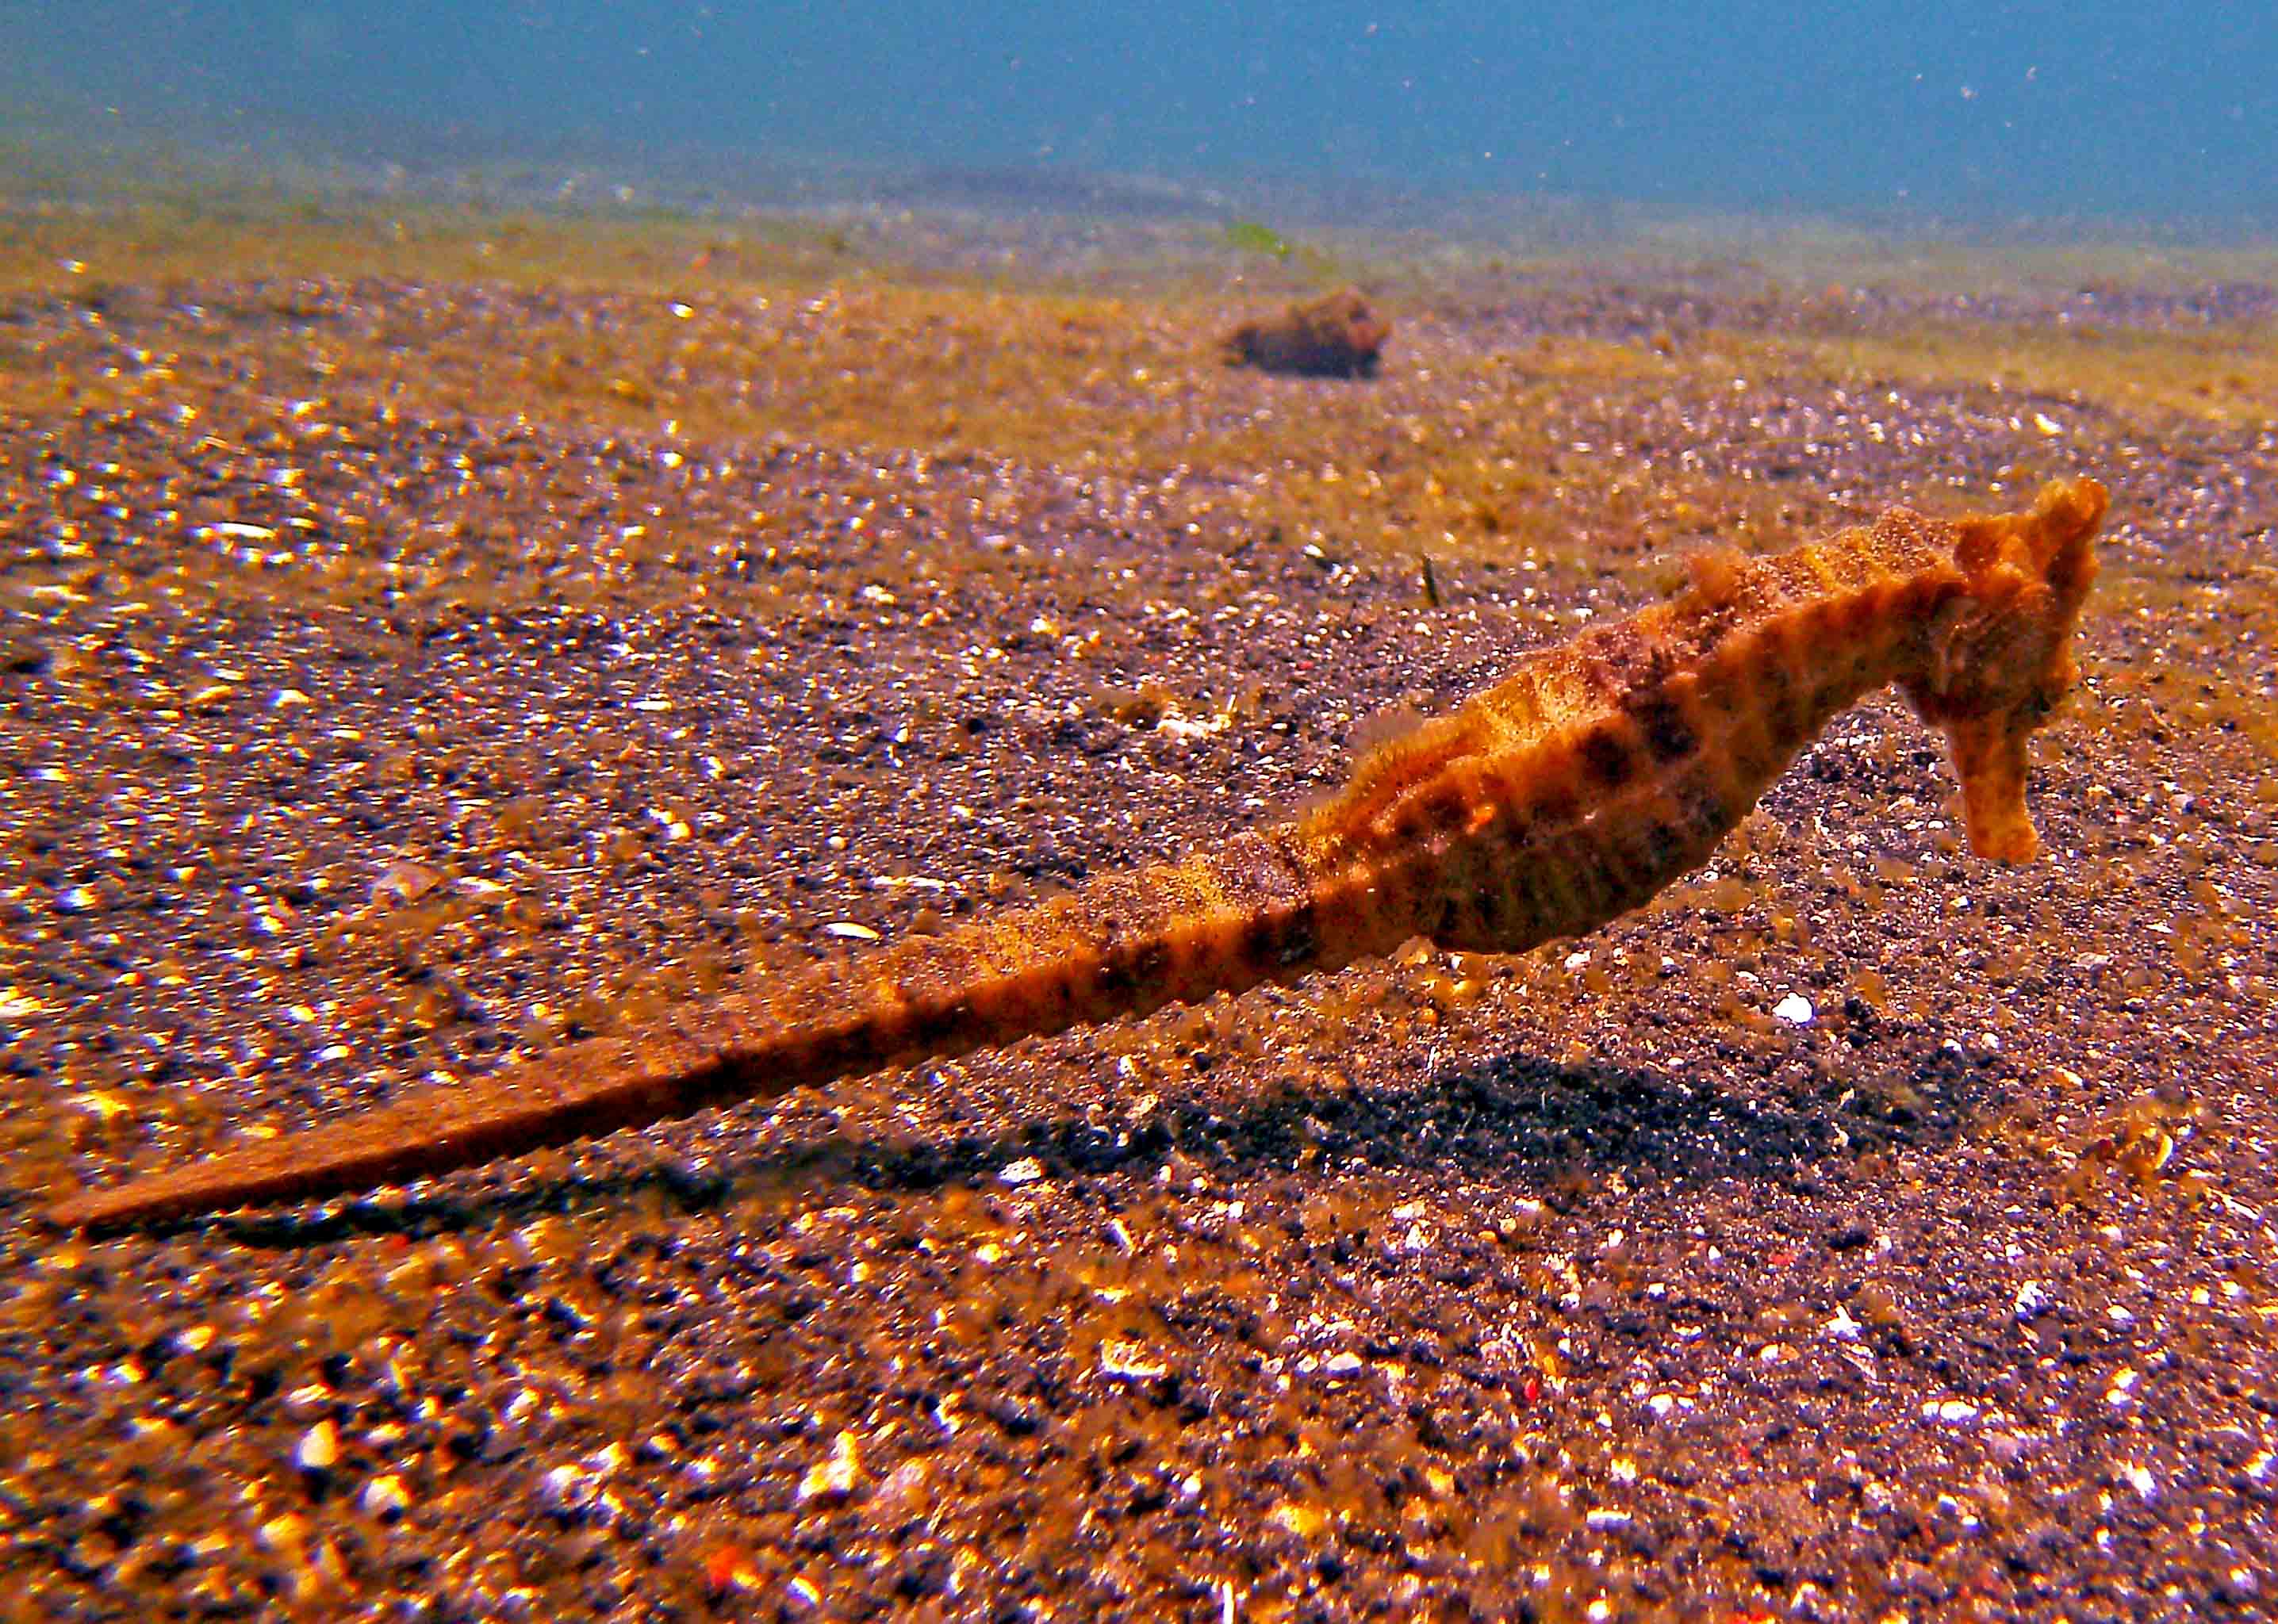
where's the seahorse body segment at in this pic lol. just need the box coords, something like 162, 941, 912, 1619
47, 478, 2107, 1228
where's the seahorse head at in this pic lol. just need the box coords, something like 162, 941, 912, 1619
1901, 477, 2108, 862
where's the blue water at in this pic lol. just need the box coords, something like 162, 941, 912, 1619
4, 1, 2271, 228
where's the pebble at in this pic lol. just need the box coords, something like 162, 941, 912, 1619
281, 1384, 334, 1419
255, 1514, 307, 1553
293, 1420, 339, 1474
359, 1474, 411, 1519
1099, 1340, 1168, 1380
1773, 992, 1816, 1025
796, 1431, 861, 1506
539, 1464, 600, 1516
1267, 1502, 1326, 1538
371, 860, 443, 906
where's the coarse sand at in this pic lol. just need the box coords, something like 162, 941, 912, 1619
4, 206, 2278, 1620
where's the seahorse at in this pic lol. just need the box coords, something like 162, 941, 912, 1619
46, 477, 2107, 1228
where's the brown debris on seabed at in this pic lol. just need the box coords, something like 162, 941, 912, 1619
4, 205, 2278, 1621
1223, 285, 1391, 377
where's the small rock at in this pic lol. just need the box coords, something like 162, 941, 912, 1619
255, 1514, 309, 1553
1099, 1339, 1169, 1381
371, 861, 443, 907
282, 1383, 334, 1419
294, 1419, 339, 1474
796, 1430, 861, 1507
539, 1463, 600, 1516
359, 1474, 410, 1519
872, 1459, 932, 1520
1223, 288, 1390, 378
1267, 1501, 1327, 1538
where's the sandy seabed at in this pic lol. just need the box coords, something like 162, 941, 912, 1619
2, 195, 2277, 1620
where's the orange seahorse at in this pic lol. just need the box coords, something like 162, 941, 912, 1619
47, 477, 2107, 1228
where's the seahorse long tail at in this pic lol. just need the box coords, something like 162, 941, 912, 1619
46, 477, 2107, 1228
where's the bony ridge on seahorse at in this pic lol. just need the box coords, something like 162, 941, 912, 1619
48, 477, 2109, 1228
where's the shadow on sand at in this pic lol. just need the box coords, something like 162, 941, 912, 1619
118, 1031, 2008, 1249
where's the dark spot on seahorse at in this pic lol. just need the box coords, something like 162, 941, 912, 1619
1527, 775, 1581, 825
1030, 968, 1077, 1023
1640, 818, 1688, 875
1126, 940, 1171, 986
1283, 904, 1321, 966
800, 1021, 892, 1078
1624, 689, 1697, 764
903, 998, 972, 1051
1674, 775, 1729, 839
1421, 783, 1471, 831
1578, 723, 1636, 788
1240, 900, 1321, 971
1594, 826, 1664, 910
